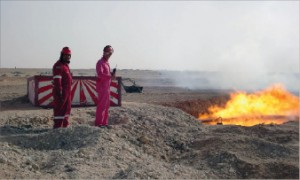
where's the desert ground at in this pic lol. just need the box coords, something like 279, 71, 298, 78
0, 68, 299, 179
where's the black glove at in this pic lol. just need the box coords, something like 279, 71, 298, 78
112, 68, 117, 74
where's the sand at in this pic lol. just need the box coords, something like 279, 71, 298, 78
0, 68, 298, 179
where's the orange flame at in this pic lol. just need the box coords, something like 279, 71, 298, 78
199, 84, 299, 126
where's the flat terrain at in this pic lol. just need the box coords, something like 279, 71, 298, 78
0, 68, 298, 179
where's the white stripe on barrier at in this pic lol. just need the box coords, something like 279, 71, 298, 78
110, 86, 118, 94
110, 96, 118, 105
53, 75, 62, 79
38, 89, 52, 105
91, 89, 97, 99
87, 83, 97, 98
38, 88, 52, 99
72, 80, 79, 89
82, 83, 93, 104
39, 81, 52, 89
72, 80, 81, 105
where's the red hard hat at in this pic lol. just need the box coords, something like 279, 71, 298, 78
61, 47, 71, 55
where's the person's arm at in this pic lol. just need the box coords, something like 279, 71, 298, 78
52, 64, 63, 100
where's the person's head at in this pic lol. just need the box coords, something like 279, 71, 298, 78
59, 46, 71, 64
103, 45, 114, 60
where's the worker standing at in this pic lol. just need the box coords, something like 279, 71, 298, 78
95, 45, 116, 128
52, 47, 73, 129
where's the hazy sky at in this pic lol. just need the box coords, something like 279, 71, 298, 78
0, 1, 299, 72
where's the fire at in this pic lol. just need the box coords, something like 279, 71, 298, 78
199, 84, 299, 126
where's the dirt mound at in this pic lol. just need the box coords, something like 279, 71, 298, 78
0, 102, 298, 179
1, 125, 100, 150
1, 113, 51, 128
180, 122, 299, 179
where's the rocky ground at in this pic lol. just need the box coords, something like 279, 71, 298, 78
0, 68, 299, 179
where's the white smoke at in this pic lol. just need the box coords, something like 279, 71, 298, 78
159, 70, 299, 94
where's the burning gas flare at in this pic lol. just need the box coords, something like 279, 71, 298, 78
199, 84, 299, 126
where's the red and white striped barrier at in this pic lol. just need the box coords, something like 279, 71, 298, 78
27, 76, 122, 107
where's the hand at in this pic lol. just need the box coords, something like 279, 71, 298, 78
111, 68, 117, 80
112, 68, 117, 74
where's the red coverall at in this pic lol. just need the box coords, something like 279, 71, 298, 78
52, 60, 72, 128
95, 57, 111, 126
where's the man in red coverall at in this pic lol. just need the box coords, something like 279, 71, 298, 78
52, 47, 73, 129
95, 45, 116, 128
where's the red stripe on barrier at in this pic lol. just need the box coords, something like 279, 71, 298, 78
38, 84, 52, 94
38, 92, 53, 105
111, 81, 118, 88
110, 92, 119, 106
83, 81, 98, 104
85, 80, 96, 92
38, 79, 52, 82
110, 91, 119, 100
87, 80, 96, 86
